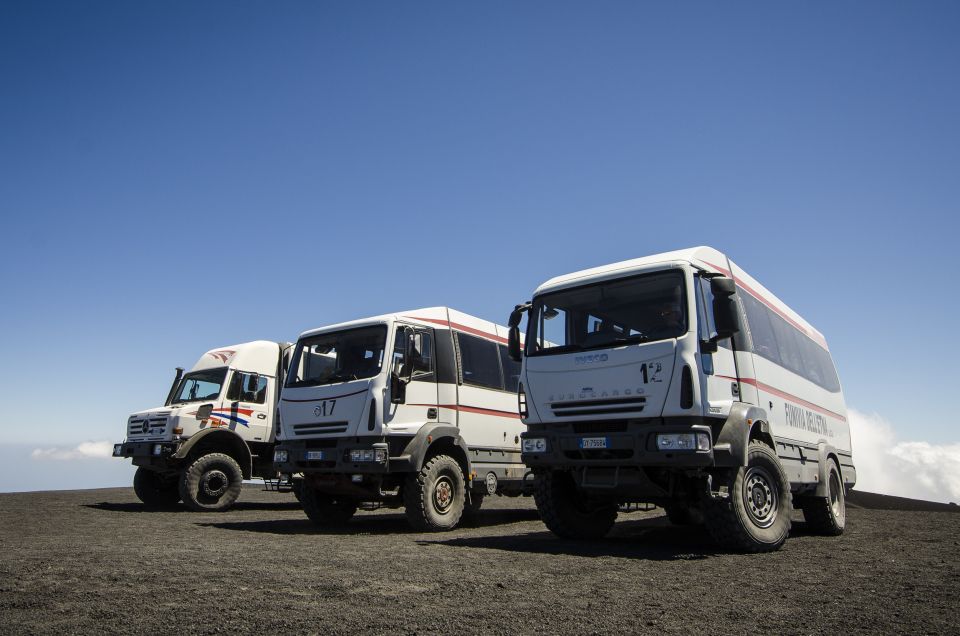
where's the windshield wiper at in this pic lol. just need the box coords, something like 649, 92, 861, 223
324, 372, 360, 384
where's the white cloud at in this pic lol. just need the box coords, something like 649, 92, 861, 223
849, 408, 960, 504
31, 440, 114, 461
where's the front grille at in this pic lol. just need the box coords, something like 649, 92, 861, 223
551, 396, 646, 417
293, 421, 349, 436
128, 417, 168, 436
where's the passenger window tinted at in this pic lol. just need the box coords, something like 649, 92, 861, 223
456, 333, 502, 389
227, 372, 268, 404
499, 345, 521, 393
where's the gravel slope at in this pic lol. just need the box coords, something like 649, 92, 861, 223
1, 486, 957, 635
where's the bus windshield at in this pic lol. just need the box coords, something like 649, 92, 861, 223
527, 270, 686, 355
286, 325, 388, 388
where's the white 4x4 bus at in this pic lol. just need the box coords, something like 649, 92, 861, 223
114, 341, 293, 511
274, 307, 529, 531
508, 247, 855, 552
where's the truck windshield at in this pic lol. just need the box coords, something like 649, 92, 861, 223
527, 270, 686, 355
286, 325, 388, 388
170, 368, 228, 404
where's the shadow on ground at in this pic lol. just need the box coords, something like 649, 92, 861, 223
85, 501, 303, 513
197, 508, 542, 535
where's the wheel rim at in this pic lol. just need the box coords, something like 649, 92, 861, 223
201, 470, 229, 498
743, 466, 779, 529
829, 469, 843, 518
433, 475, 454, 515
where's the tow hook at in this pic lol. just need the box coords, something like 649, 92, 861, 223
705, 474, 730, 501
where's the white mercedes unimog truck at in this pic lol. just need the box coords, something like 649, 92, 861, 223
508, 247, 856, 552
273, 307, 529, 531
114, 340, 293, 511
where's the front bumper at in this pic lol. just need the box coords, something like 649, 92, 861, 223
521, 420, 715, 470
113, 441, 180, 459
274, 438, 410, 475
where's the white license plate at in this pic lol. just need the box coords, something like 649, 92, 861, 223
579, 437, 608, 449
306, 451, 325, 461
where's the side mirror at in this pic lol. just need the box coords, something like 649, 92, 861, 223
405, 332, 422, 381
710, 277, 742, 340
507, 303, 531, 362
245, 373, 260, 393
195, 404, 213, 420
390, 372, 407, 404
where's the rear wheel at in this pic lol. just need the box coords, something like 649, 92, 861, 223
404, 454, 466, 531
534, 471, 617, 539
300, 486, 358, 527
799, 459, 846, 536
133, 467, 180, 507
703, 441, 792, 552
178, 453, 244, 512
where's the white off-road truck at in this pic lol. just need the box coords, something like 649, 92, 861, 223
114, 340, 293, 511
274, 307, 529, 531
508, 247, 856, 552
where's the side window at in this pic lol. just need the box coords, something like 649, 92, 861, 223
499, 345, 521, 393
227, 372, 268, 404
456, 333, 503, 390
392, 327, 435, 380
741, 292, 781, 365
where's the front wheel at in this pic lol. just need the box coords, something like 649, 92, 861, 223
404, 454, 466, 531
133, 467, 180, 507
534, 471, 618, 539
178, 452, 244, 512
702, 441, 792, 552
798, 459, 846, 536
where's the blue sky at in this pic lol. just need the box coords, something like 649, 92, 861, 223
1, 2, 958, 499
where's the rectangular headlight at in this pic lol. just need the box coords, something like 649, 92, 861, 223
113, 444, 123, 457
274, 449, 289, 463
522, 438, 547, 453
349, 448, 388, 463
152, 444, 163, 456
697, 433, 711, 451
656, 434, 696, 451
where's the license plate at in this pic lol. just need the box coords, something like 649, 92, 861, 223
306, 450, 325, 461
579, 437, 608, 449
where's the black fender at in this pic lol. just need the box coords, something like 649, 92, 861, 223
393, 423, 472, 478
172, 428, 254, 479
713, 403, 770, 468
814, 442, 840, 497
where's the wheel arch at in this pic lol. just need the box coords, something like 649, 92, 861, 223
815, 442, 842, 498
399, 423, 472, 479
714, 403, 770, 467
173, 428, 253, 479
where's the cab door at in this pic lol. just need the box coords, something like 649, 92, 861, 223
696, 275, 758, 416
219, 370, 272, 443
385, 325, 439, 432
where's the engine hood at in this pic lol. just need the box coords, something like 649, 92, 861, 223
280, 379, 374, 439
523, 340, 677, 424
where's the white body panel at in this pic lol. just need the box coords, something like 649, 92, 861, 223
123, 340, 287, 446
522, 246, 853, 480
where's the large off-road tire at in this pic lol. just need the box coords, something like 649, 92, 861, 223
404, 454, 466, 531
300, 485, 358, 527
133, 467, 181, 507
798, 459, 846, 536
703, 441, 792, 552
178, 452, 244, 512
533, 470, 618, 540
663, 503, 704, 526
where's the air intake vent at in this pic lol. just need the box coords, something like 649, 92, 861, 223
680, 365, 693, 409
293, 421, 349, 436
551, 396, 646, 417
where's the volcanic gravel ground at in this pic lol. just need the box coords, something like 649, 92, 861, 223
0, 486, 957, 635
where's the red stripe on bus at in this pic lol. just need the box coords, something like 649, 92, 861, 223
405, 316, 509, 344
699, 259, 830, 351
409, 403, 522, 420
717, 375, 846, 422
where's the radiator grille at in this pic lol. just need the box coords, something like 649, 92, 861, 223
551, 396, 646, 417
